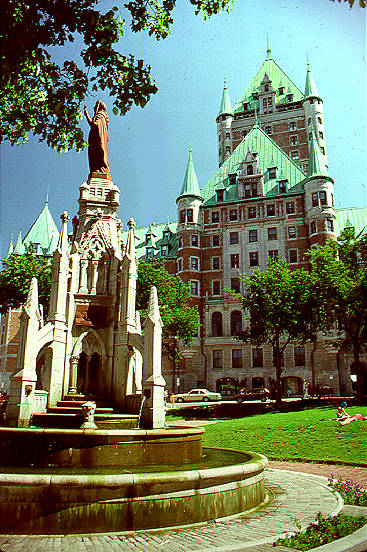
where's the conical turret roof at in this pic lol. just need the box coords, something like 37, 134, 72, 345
13, 230, 25, 255
304, 63, 321, 100
177, 150, 203, 202
23, 200, 59, 256
218, 79, 233, 116
307, 131, 329, 179
6, 234, 14, 257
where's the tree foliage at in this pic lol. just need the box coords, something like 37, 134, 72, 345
1, 0, 231, 152
136, 259, 199, 344
230, 259, 319, 403
0, 252, 52, 314
309, 229, 367, 398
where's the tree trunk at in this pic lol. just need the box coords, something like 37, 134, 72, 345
352, 338, 365, 401
274, 336, 282, 405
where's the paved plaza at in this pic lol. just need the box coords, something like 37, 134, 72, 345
2, 467, 364, 552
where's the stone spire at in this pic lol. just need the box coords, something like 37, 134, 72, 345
218, 78, 233, 117
177, 149, 202, 201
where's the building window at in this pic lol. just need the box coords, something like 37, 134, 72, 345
247, 164, 254, 176
212, 280, 221, 295
226, 146, 231, 154
294, 346, 305, 366
230, 310, 242, 335
268, 249, 278, 259
265, 126, 272, 134
146, 247, 154, 258
213, 349, 223, 369
229, 231, 239, 245
177, 258, 182, 272
229, 209, 238, 221
211, 211, 219, 223
268, 167, 277, 179
318, 116, 322, 124
267, 204, 275, 216
231, 278, 240, 293
242, 129, 247, 138
1, 325, 5, 345
226, 132, 230, 139
252, 92, 258, 100
286, 94, 293, 102
268, 227, 277, 240
178, 237, 182, 249
191, 235, 199, 247
289, 249, 298, 263
212, 312, 223, 337
161, 245, 168, 256
290, 135, 298, 145
249, 251, 259, 266
187, 209, 193, 222
212, 257, 220, 270
190, 257, 200, 270
308, 117, 311, 125
310, 221, 317, 234
212, 235, 220, 247
279, 180, 287, 193
232, 349, 243, 369
180, 210, 185, 223
320, 146, 325, 154
262, 98, 267, 107
264, 84, 269, 92
216, 189, 224, 202
248, 206, 257, 219
327, 219, 334, 232
190, 280, 199, 296
249, 229, 258, 243
218, 135, 221, 142
289, 122, 296, 131
319, 131, 324, 139
279, 87, 284, 95
290, 151, 299, 160
286, 202, 295, 214
312, 192, 319, 207
243, 103, 249, 111
319, 191, 327, 205
309, 132, 312, 140
288, 226, 296, 238
231, 253, 240, 268
252, 348, 263, 367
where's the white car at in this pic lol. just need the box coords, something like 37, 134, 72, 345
170, 388, 221, 403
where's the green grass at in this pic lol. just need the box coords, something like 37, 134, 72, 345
202, 406, 367, 464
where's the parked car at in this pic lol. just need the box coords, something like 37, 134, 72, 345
170, 388, 222, 403
234, 387, 270, 403
316, 385, 334, 397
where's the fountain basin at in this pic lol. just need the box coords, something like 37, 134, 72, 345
0, 448, 268, 534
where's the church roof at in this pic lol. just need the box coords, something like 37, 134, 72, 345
23, 202, 59, 256
121, 221, 178, 260
200, 125, 306, 204
233, 49, 304, 113
218, 80, 233, 116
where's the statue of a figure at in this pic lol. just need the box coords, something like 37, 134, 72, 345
84, 100, 109, 175
80, 401, 98, 429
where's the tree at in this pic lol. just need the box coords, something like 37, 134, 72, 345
0, 251, 52, 314
136, 259, 199, 390
1, 0, 231, 152
230, 259, 319, 404
310, 229, 367, 400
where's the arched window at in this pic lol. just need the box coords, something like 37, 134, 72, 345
230, 310, 242, 335
212, 312, 223, 337
247, 164, 254, 175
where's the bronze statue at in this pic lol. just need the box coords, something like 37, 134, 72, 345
84, 100, 109, 175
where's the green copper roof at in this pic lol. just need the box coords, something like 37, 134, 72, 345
304, 64, 321, 100
23, 202, 59, 256
306, 131, 329, 179
13, 230, 26, 255
122, 222, 178, 260
218, 80, 233, 116
6, 234, 14, 257
200, 125, 306, 204
233, 49, 304, 113
177, 150, 202, 201
335, 207, 367, 237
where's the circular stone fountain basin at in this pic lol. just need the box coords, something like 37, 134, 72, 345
0, 447, 268, 534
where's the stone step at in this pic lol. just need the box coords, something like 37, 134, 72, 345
31, 413, 139, 430
48, 406, 114, 415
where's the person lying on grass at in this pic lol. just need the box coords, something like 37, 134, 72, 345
338, 413, 367, 425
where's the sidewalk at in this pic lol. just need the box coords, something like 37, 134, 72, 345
0, 469, 345, 552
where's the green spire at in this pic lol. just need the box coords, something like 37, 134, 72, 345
6, 234, 14, 257
177, 149, 202, 202
23, 201, 59, 256
13, 230, 25, 255
304, 63, 321, 100
266, 36, 272, 60
307, 131, 328, 178
218, 79, 233, 116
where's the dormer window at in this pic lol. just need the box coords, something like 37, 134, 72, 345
252, 92, 258, 100
247, 164, 254, 175
242, 130, 247, 138
289, 122, 296, 131
146, 247, 154, 258
225, 132, 230, 139
265, 126, 272, 134
268, 167, 277, 179
228, 173, 237, 186
279, 180, 288, 194
278, 87, 284, 95
243, 102, 249, 110
162, 231, 170, 240
251, 183, 258, 197
216, 189, 224, 202
286, 94, 293, 102
264, 84, 269, 92
145, 233, 151, 244
161, 245, 169, 256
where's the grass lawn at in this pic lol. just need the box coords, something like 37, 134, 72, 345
201, 405, 367, 465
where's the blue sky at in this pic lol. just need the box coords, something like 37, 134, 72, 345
1, 0, 366, 256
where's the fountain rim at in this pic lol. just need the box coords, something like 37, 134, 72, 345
0, 425, 205, 437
